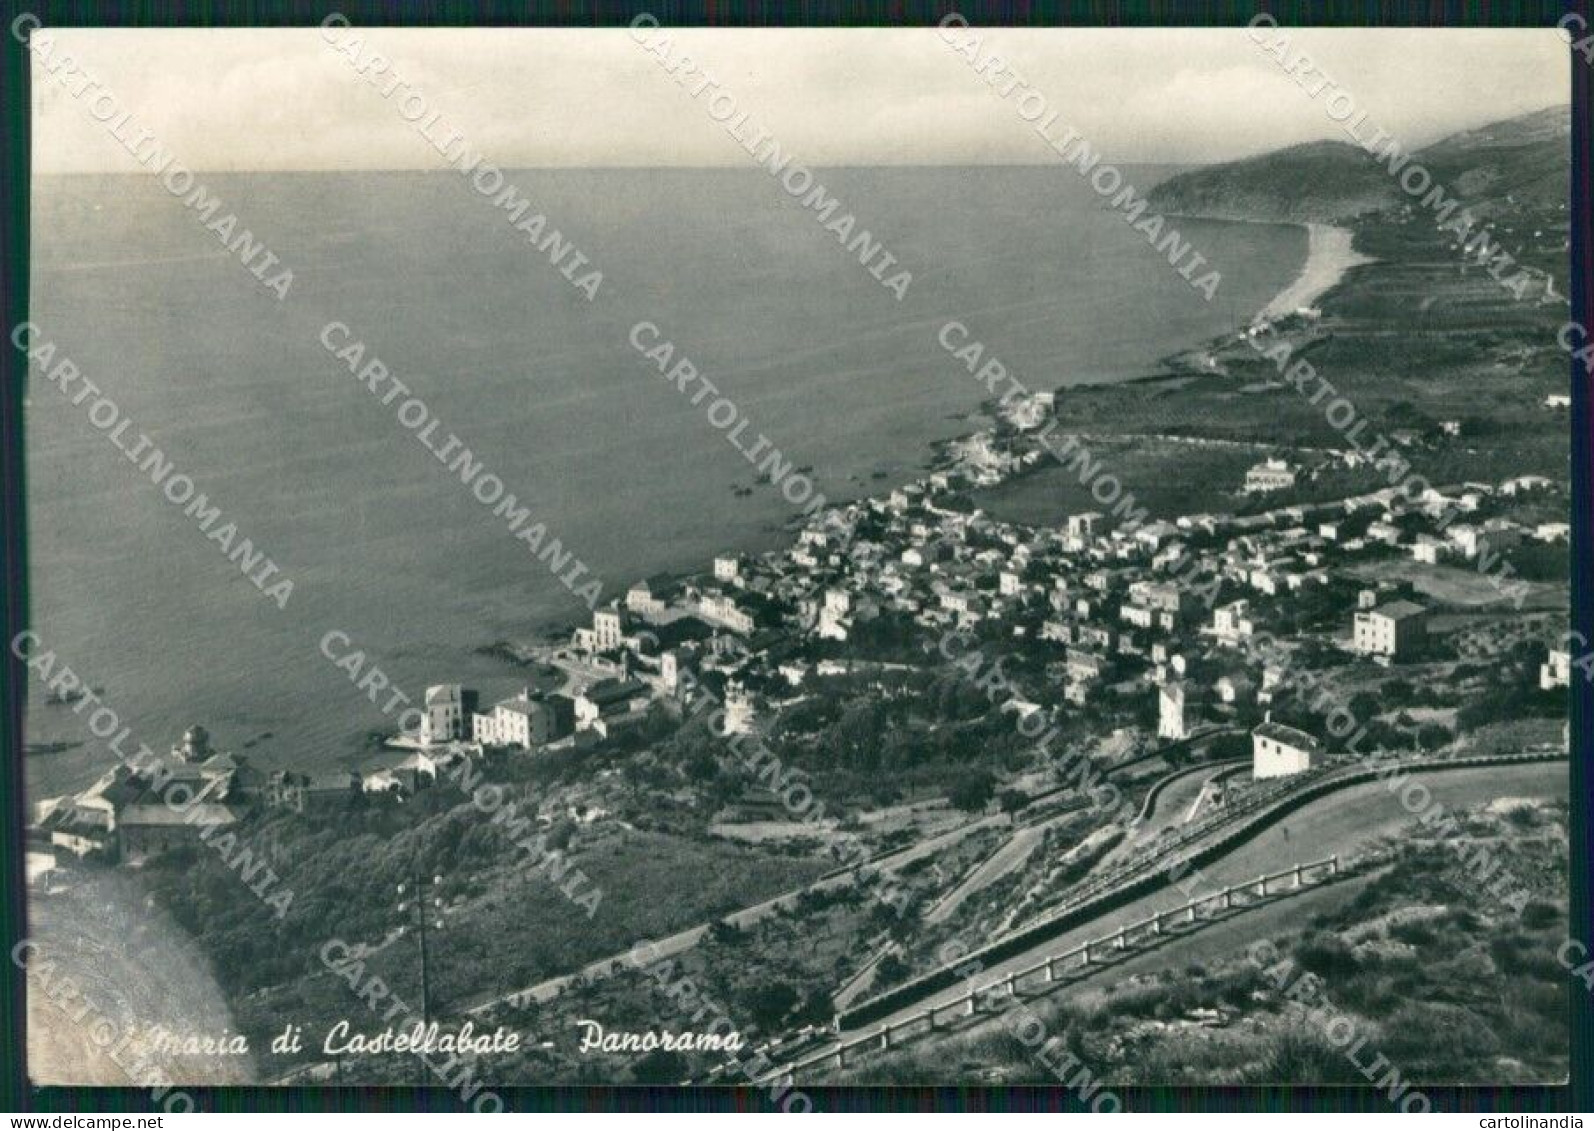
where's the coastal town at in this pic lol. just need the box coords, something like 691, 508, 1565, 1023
28, 357, 1570, 858
30, 256, 1573, 859
18, 100, 1574, 1093
24, 290, 1572, 1081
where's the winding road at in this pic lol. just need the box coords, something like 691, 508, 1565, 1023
838, 758, 1563, 1038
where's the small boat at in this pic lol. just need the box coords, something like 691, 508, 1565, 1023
44, 685, 102, 706
24, 741, 82, 757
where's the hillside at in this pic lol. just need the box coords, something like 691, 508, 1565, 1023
1147, 105, 1569, 223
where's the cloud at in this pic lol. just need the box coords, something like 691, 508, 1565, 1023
28, 26, 1570, 172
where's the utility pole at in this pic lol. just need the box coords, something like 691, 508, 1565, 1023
398, 869, 443, 1025
397, 867, 444, 1084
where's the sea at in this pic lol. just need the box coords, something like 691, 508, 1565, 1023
23, 165, 1304, 798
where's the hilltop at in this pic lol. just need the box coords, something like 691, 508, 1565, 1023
1146, 105, 1570, 223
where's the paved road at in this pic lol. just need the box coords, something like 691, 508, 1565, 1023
1100, 759, 1246, 870
923, 802, 1100, 929
828, 758, 1563, 1041
826, 868, 1384, 1081
933, 754, 1254, 932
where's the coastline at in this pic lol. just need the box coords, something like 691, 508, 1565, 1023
519, 220, 1335, 655
26, 205, 1323, 794
1256, 222, 1374, 322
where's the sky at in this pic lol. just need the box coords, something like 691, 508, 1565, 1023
28, 25, 1570, 172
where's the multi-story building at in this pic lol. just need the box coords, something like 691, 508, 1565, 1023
420, 684, 476, 746
1353, 600, 1427, 660
593, 607, 627, 651
575, 679, 652, 731
625, 574, 679, 620
1158, 682, 1188, 740
699, 593, 756, 635
1212, 599, 1254, 643
473, 694, 574, 750
1066, 512, 1105, 539
724, 680, 756, 736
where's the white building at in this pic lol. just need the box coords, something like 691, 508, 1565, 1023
1411, 535, 1446, 565
472, 694, 571, 750
724, 680, 756, 736
1066, 512, 1105, 539
474, 699, 530, 750
593, 607, 626, 651
420, 685, 469, 746
659, 650, 684, 695
1213, 599, 1254, 643
1122, 603, 1156, 630
699, 593, 755, 635
1353, 601, 1427, 660
1541, 648, 1571, 691
624, 574, 678, 620
575, 680, 651, 731
1244, 458, 1297, 494
1158, 682, 1188, 741
817, 588, 855, 640
1252, 721, 1317, 780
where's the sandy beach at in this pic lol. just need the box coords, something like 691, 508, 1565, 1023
1258, 222, 1375, 320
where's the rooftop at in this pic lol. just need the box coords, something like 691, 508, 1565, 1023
119, 804, 237, 828
1369, 600, 1427, 621
1254, 721, 1320, 750
582, 679, 649, 706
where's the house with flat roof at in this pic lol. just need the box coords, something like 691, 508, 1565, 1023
474, 693, 574, 750
1244, 458, 1297, 494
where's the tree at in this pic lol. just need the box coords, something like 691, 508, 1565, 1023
546, 819, 576, 852
875, 953, 912, 989
742, 981, 801, 1030
1206, 731, 1250, 761
949, 769, 996, 812
1417, 723, 1452, 752
1381, 678, 1418, 706
1348, 691, 1382, 722
794, 987, 835, 1027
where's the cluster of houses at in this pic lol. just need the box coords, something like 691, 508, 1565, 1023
32, 400, 1568, 875
391, 432, 1559, 795
30, 725, 361, 866
335, 393, 1564, 807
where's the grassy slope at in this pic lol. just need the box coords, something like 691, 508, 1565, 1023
135, 782, 829, 1077
974, 107, 1570, 527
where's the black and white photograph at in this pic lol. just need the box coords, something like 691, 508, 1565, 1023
3, 8, 1591, 1119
